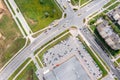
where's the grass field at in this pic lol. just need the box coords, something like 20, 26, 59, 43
15, 61, 38, 80
0, 1, 26, 69
15, 0, 62, 32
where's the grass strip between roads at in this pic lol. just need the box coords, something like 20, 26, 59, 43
8, 58, 31, 80
15, 61, 38, 80
16, 17, 27, 36
35, 57, 43, 68
117, 58, 120, 63
104, 2, 120, 13
77, 35, 108, 79
71, 0, 90, 6
6, 0, 15, 15
80, 0, 89, 5
103, 0, 116, 8
114, 61, 119, 67
71, 0, 79, 5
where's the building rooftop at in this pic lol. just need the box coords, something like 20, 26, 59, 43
108, 5, 120, 25
44, 56, 91, 80
97, 19, 120, 50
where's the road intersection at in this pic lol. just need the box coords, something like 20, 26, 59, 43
0, 0, 120, 80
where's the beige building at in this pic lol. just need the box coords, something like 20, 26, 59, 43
108, 6, 120, 25
97, 19, 120, 50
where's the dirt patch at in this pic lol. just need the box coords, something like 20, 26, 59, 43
0, 33, 2, 38
27, 17, 37, 25
0, 0, 5, 19
0, 0, 11, 19
0, 0, 4, 8
0, 32, 5, 40
0, 0, 25, 69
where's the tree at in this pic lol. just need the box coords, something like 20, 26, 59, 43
40, 0, 44, 4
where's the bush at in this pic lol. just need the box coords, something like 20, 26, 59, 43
89, 18, 96, 25
40, 0, 44, 4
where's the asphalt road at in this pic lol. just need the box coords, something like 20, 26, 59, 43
10, 0, 32, 35
4, 0, 33, 39
0, 0, 116, 80
0, 0, 74, 79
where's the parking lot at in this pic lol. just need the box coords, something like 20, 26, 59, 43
75, 38, 102, 79
43, 36, 102, 79
43, 36, 78, 66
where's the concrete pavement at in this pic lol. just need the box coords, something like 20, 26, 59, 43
1, 0, 117, 80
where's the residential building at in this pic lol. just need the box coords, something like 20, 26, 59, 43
108, 6, 120, 25
97, 19, 120, 50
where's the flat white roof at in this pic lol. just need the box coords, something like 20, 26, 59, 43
44, 56, 91, 80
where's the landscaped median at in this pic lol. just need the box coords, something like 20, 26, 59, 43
77, 35, 109, 79
104, 1, 120, 13
6, 0, 15, 15
113, 61, 119, 67
71, 0, 92, 7
14, 61, 38, 80
35, 56, 44, 68
117, 58, 120, 63
8, 58, 31, 80
16, 17, 27, 36
71, 0, 91, 6
103, 0, 116, 8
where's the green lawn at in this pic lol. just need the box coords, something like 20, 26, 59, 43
0, 13, 26, 69
71, 0, 79, 5
104, 2, 120, 13
2, 38, 26, 64
117, 58, 120, 63
107, 2, 120, 10
8, 58, 31, 80
114, 62, 119, 67
71, 0, 90, 6
80, 0, 89, 5
103, 0, 116, 8
35, 57, 43, 68
15, 0, 62, 32
15, 61, 38, 80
